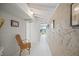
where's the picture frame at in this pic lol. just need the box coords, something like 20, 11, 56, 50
11, 20, 19, 27
51, 20, 55, 31
53, 20, 55, 28
70, 3, 79, 27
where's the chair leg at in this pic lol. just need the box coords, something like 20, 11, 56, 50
28, 49, 30, 55
20, 49, 22, 56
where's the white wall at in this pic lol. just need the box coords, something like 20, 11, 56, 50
26, 22, 31, 40
0, 10, 26, 56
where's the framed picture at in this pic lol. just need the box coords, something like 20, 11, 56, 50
11, 20, 19, 27
53, 20, 55, 28
51, 20, 55, 30
70, 3, 79, 27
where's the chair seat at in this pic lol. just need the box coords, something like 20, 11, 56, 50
20, 43, 27, 49
20, 43, 31, 49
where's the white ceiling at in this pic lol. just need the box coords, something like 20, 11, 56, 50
0, 3, 35, 21
27, 3, 58, 24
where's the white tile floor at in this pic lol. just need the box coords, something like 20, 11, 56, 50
21, 34, 52, 56
29, 34, 52, 56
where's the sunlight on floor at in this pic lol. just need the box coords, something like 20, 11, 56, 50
29, 34, 52, 56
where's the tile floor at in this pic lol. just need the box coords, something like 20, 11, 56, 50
22, 34, 52, 56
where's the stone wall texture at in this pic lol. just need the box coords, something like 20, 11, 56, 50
49, 3, 79, 56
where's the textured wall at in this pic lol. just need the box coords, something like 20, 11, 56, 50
0, 10, 26, 56
49, 3, 79, 56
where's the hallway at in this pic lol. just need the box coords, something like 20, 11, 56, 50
0, 3, 56, 56
30, 34, 52, 56
1, 3, 79, 56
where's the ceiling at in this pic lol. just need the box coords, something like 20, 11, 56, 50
27, 3, 58, 24
0, 3, 35, 21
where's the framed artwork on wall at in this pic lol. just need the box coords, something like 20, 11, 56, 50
51, 20, 55, 31
53, 20, 55, 28
11, 20, 19, 27
70, 3, 79, 27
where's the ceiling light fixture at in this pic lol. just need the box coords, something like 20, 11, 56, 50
30, 11, 33, 15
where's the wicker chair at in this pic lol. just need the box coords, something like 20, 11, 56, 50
16, 34, 31, 56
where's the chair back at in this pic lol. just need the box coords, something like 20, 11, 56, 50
16, 34, 23, 46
